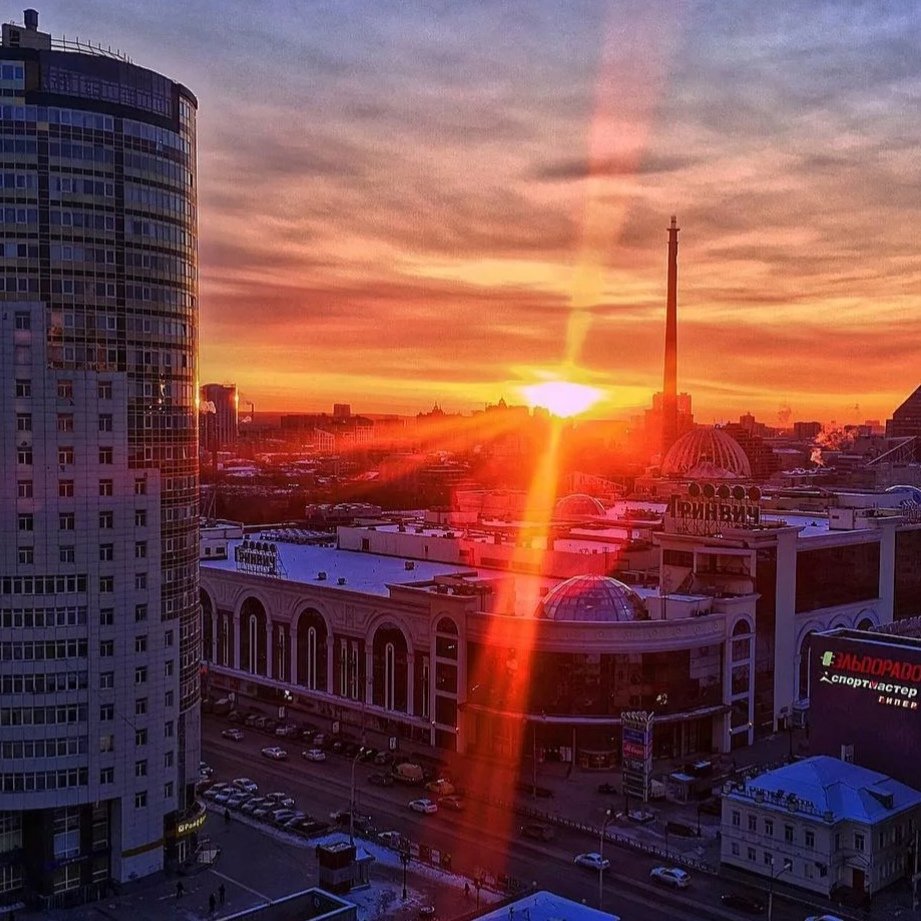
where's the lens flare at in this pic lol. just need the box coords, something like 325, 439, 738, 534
520, 380, 602, 418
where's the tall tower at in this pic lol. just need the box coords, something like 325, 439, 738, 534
0, 10, 200, 901
662, 215, 680, 457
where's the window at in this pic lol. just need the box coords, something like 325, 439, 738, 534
100, 608, 114, 626
135, 667, 147, 685
100, 767, 114, 784
165, 630, 174, 647
164, 660, 174, 677
17, 547, 33, 565
135, 760, 147, 778
58, 447, 74, 465
59, 480, 74, 497
98, 414, 113, 432
164, 721, 174, 738
855, 832, 865, 852
57, 414, 74, 432
731, 810, 740, 828
14, 312, 29, 330
164, 781, 174, 798
99, 735, 114, 753
99, 640, 113, 657
165, 690, 174, 707
99, 479, 113, 496
134, 792, 147, 809
135, 541, 147, 559
17, 480, 32, 498
765, 819, 774, 836
763, 851, 773, 866
135, 509, 147, 527
99, 511, 113, 529
18, 514, 33, 532
100, 672, 114, 689
135, 604, 148, 623
99, 544, 114, 562
135, 728, 147, 746
98, 381, 112, 399
747, 847, 756, 861
15, 379, 30, 397
57, 380, 73, 399
98, 447, 113, 465
135, 636, 147, 653
135, 698, 147, 716
134, 478, 147, 495
731, 842, 740, 856
805, 830, 815, 848
748, 815, 757, 832
16, 413, 31, 431
135, 572, 147, 590
59, 545, 75, 563
17, 448, 32, 465
785, 825, 794, 844
59, 512, 74, 530
99, 704, 113, 720
99, 576, 114, 593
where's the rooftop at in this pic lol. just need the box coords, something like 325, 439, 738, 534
728, 756, 921, 823
474, 890, 618, 921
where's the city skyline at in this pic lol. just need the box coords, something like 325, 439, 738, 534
33, 0, 921, 423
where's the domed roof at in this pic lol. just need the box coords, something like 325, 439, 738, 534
554, 494, 606, 518
536, 575, 646, 623
662, 427, 752, 478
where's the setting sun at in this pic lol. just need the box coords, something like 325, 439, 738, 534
520, 380, 603, 417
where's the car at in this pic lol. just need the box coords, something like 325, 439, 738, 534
627, 808, 655, 824
804, 916, 845, 921
426, 779, 455, 796
438, 795, 465, 812
264, 792, 296, 808
720, 893, 766, 914
378, 830, 405, 848
649, 866, 690, 889
213, 788, 235, 805
199, 761, 214, 777
275, 724, 299, 738
301, 728, 318, 742
226, 792, 252, 809
373, 751, 393, 766
596, 782, 618, 795
227, 709, 243, 723
302, 748, 326, 762
358, 746, 378, 762
270, 808, 298, 825
241, 798, 268, 815
202, 783, 231, 801
261, 746, 288, 761
417, 907, 436, 920
521, 823, 555, 841
368, 772, 394, 787
409, 798, 439, 815
312, 733, 329, 749
286, 818, 330, 837
244, 713, 260, 727
232, 777, 258, 794
574, 853, 610, 871
222, 727, 244, 741
251, 803, 275, 819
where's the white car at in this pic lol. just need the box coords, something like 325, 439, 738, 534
409, 798, 439, 815
261, 746, 288, 761
574, 853, 610, 871
222, 727, 244, 741
649, 866, 690, 888
302, 749, 326, 762
232, 777, 258, 794
199, 761, 213, 777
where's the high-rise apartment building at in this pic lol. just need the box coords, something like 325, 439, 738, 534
200, 383, 238, 452
0, 11, 200, 905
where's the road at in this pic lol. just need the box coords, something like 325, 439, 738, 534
202, 717, 811, 921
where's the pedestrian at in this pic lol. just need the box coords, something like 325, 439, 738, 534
176, 880, 185, 899
224, 807, 231, 824
209, 892, 216, 915
464, 881, 470, 899
219, 883, 225, 905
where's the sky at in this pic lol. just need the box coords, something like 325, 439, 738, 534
31, 1, 921, 423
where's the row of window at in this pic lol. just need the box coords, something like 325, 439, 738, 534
0, 704, 87, 726
100, 635, 149, 656
0, 605, 87, 628
48, 142, 115, 164
0, 575, 86, 595
0, 670, 88, 694
0, 104, 112, 129
0, 767, 88, 793
13, 376, 116, 402
728, 843, 826, 879
0, 639, 87, 661
1, 736, 87, 758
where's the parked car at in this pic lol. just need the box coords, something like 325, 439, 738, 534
222, 727, 244, 741
426, 779, 455, 797
720, 893, 766, 914
649, 867, 690, 889
302, 749, 326, 762
270, 808, 298, 825
213, 788, 235, 805
199, 761, 214, 778
275, 724, 300, 738
285, 818, 330, 837
241, 798, 269, 815
521, 823, 555, 841
574, 853, 609, 871
226, 792, 252, 809
330, 810, 373, 833
627, 809, 655, 824
409, 798, 438, 815
244, 713, 260, 727
301, 728, 318, 742
227, 709, 243, 723
261, 746, 288, 761
368, 772, 394, 787
438, 795, 465, 812
373, 751, 393, 766
596, 782, 618, 795
263, 792, 296, 808
377, 830, 405, 848
393, 763, 425, 785
203, 783, 231, 801
232, 777, 258, 794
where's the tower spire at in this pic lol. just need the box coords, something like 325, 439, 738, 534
662, 214, 680, 457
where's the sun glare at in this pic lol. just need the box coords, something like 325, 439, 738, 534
520, 380, 602, 418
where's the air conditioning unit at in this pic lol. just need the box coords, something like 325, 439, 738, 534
316, 571, 327, 581
337, 577, 346, 585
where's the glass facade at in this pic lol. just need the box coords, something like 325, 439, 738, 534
794, 543, 880, 614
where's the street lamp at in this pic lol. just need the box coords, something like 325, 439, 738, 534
473, 875, 483, 910
400, 847, 411, 900
599, 808, 614, 912
348, 747, 365, 846
767, 856, 793, 921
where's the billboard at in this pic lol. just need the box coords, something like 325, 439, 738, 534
810, 629, 921, 788
621, 711, 654, 803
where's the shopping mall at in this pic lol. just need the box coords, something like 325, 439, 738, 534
199, 480, 921, 769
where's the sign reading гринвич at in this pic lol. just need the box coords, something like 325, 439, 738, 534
665, 483, 762, 536
815, 647, 920, 711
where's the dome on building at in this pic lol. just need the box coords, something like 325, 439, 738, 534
661, 427, 752, 479
554, 493, 606, 518
536, 575, 646, 623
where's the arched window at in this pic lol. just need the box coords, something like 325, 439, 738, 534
384, 643, 395, 710
798, 631, 815, 700
248, 616, 258, 673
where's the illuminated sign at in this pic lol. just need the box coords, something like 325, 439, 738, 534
816, 648, 920, 710
665, 483, 762, 536
621, 710, 654, 803
235, 539, 280, 576
177, 811, 206, 837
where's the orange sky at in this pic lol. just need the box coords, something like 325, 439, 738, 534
40, 1, 921, 425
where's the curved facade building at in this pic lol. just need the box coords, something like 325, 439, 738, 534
0, 12, 199, 906
661, 427, 752, 479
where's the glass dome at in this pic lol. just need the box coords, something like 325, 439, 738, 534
536, 575, 646, 623
661, 427, 752, 478
554, 494, 606, 518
